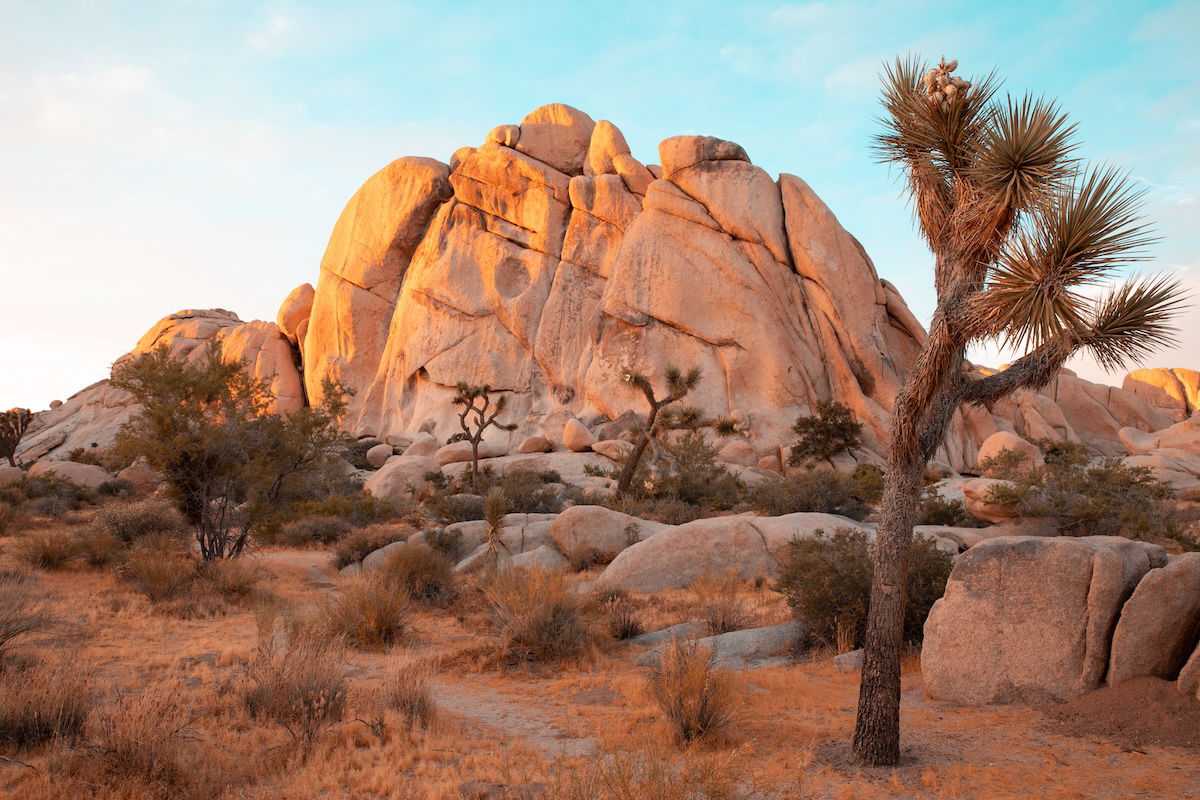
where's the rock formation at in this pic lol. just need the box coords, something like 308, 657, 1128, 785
12, 104, 1191, 474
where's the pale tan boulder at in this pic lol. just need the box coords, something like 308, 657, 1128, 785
363, 455, 440, 501
449, 146, 474, 171
402, 435, 438, 458
510, 544, 570, 571
486, 124, 520, 147
562, 419, 595, 452
1123, 453, 1200, 491
658, 135, 748, 174
756, 453, 782, 473
276, 283, 315, 346
28, 459, 113, 490
1123, 368, 1200, 422
48, 400, 62, 410
365, 443, 395, 470
211, 320, 303, 413
117, 457, 162, 493
717, 440, 756, 467
976, 431, 1044, 473
515, 436, 552, 454
922, 536, 1167, 704
611, 152, 655, 196
14, 381, 139, 464
514, 103, 595, 176
584, 120, 630, 177
549, 505, 668, 565
304, 157, 452, 416
591, 439, 632, 462
962, 478, 1021, 523
1108, 553, 1200, 685
435, 441, 507, 466
1118, 426, 1160, 455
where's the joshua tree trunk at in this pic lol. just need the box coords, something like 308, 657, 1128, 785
469, 436, 481, 494
4, 455, 13, 468
617, 406, 661, 495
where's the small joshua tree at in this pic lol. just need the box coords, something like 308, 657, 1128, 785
788, 400, 864, 467
616, 367, 702, 496
1, 408, 33, 468
452, 384, 517, 494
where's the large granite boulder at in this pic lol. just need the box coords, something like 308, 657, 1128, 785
549, 505, 668, 565
1108, 553, 1200, 686
922, 536, 1167, 704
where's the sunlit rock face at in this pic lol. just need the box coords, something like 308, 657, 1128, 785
15, 104, 1185, 469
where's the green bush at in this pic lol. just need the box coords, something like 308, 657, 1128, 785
378, 542, 455, 603
653, 430, 742, 510
291, 491, 400, 529
775, 527, 952, 648
331, 526, 407, 570
850, 463, 885, 505
987, 454, 1181, 538
788, 401, 863, 466
750, 471, 870, 520
915, 485, 983, 527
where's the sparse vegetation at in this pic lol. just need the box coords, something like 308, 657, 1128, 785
750, 470, 871, 520
12, 529, 79, 570
377, 655, 438, 730
775, 527, 952, 649
788, 400, 863, 467
690, 571, 749, 635
483, 566, 594, 663
0, 572, 49, 657
243, 628, 348, 745
122, 539, 195, 602
378, 541, 455, 603
646, 639, 734, 743
0, 655, 93, 748
320, 571, 410, 650
87, 681, 193, 786
600, 589, 644, 640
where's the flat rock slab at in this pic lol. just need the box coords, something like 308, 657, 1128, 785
635, 620, 805, 669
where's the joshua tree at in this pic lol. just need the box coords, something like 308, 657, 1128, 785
615, 366, 702, 495
853, 56, 1186, 765
1, 408, 33, 468
452, 383, 518, 494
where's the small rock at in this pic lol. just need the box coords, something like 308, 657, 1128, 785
562, 419, 595, 452
516, 435, 552, 454
366, 443, 395, 469
833, 649, 864, 672
591, 439, 633, 462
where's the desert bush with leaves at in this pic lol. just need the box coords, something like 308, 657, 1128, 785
986, 451, 1181, 538
915, 485, 984, 527
775, 527, 952, 649
750, 471, 871, 520
290, 491, 401, 530
652, 429, 743, 510
330, 525, 408, 570
484, 566, 595, 663
647, 639, 734, 743
319, 572, 410, 650
788, 400, 863, 466
690, 571, 749, 635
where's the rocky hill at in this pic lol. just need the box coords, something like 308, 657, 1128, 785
15, 103, 1197, 482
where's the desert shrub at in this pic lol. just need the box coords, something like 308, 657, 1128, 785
291, 491, 400, 529
26, 496, 71, 518
195, 558, 263, 604
91, 497, 186, 545
598, 494, 704, 525
278, 515, 352, 547
424, 527, 463, 559
320, 572, 410, 650
775, 527, 952, 648
0, 502, 20, 535
987, 454, 1181, 538
342, 438, 377, 470
850, 463, 885, 505
122, 539, 195, 602
95, 479, 135, 498
600, 590, 644, 640
788, 401, 863, 466
425, 491, 485, 523
496, 469, 563, 514
690, 571, 749, 635
76, 531, 121, 567
446, 431, 469, 444
647, 639, 734, 743
653, 430, 743, 510
67, 446, 103, 465
379, 542, 455, 603
377, 656, 437, 729
331, 525, 407, 570
977, 447, 1030, 479
750, 471, 870, 520
0, 655, 93, 748
484, 566, 594, 663
12, 529, 78, 570
88, 681, 191, 785
11, 475, 95, 509
915, 485, 983, 527
549, 744, 752, 800
0, 572, 49, 657
243, 631, 348, 744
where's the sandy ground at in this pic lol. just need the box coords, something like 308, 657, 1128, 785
2, 536, 1198, 799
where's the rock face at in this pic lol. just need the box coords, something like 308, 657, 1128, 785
1123, 368, 1200, 422
362, 455, 440, 501
28, 460, 114, 490
922, 536, 1167, 704
1118, 415, 1200, 491
1107, 553, 1200, 686
549, 505, 667, 565
15, 103, 1191, 474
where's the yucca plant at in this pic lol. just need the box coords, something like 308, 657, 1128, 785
853, 56, 1187, 766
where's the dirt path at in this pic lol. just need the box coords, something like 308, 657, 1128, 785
431, 680, 598, 758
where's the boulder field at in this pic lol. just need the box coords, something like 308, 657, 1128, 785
12, 103, 1195, 477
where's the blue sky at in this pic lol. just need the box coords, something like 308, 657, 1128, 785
1, 0, 1197, 408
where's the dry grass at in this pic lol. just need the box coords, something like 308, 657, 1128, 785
11, 529, 78, 570
320, 571, 410, 650
243, 629, 348, 745
0, 653, 93, 748
0, 570, 49, 656
599, 589, 644, 641
549, 743, 759, 800
122, 542, 194, 602
646, 639, 734, 743
483, 566, 596, 664
331, 525, 408, 570
376, 655, 438, 730
87, 680, 194, 786
196, 557, 264, 604
90, 498, 185, 545
379, 541, 455, 603
690, 570, 750, 635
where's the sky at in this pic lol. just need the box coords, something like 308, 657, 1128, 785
1, 0, 1197, 409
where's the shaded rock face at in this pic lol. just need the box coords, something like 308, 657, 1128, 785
921, 536, 1167, 704
1107, 553, 1200, 686
14, 104, 1187, 470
